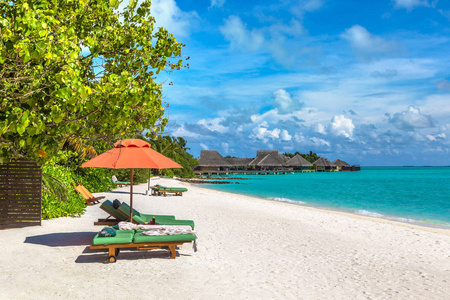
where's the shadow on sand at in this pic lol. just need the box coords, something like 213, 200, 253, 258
75, 247, 190, 263
24, 232, 96, 247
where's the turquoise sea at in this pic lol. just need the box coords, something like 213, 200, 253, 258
200, 167, 450, 228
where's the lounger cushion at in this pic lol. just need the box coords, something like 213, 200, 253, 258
155, 219, 195, 228
92, 230, 134, 245
101, 200, 127, 221
118, 203, 176, 221
133, 232, 196, 243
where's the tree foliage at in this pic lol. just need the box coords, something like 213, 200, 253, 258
283, 150, 320, 163
149, 136, 197, 178
0, 0, 185, 163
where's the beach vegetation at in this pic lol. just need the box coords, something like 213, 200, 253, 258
284, 151, 320, 164
41, 152, 113, 219
0, 0, 186, 164
149, 136, 198, 178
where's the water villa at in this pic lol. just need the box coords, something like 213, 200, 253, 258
194, 150, 359, 175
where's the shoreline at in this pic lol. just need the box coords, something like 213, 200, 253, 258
187, 180, 450, 236
1, 177, 449, 299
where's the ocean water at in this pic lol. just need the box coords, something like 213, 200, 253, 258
200, 167, 450, 228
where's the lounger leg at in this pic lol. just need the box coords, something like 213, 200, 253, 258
108, 247, 116, 257
168, 245, 176, 259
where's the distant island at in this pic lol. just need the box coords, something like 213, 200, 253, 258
194, 150, 360, 176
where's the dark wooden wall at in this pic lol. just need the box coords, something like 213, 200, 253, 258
0, 160, 42, 229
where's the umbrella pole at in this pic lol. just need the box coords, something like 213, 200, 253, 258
130, 168, 133, 222
148, 169, 151, 191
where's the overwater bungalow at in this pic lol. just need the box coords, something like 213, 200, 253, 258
286, 154, 313, 171
196, 150, 231, 172
226, 157, 254, 171
248, 150, 287, 171
313, 157, 336, 172
332, 159, 350, 171
333, 159, 361, 171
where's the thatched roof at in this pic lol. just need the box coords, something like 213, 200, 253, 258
286, 154, 312, 167
198, 150, 231, 166
333, 159, 350, 167
279, 154, 290, 163
313, 157, 335, 167
249, 150, 286, 167
226, 158, 253, 166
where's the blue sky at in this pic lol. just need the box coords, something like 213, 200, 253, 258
145, 0, 450, 166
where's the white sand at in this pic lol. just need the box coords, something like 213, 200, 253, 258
0, 177, 449, 299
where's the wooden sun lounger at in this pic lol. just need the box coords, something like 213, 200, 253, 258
151, 186, 187, 196
94, 200, 128, 226
90, 241, 188, 262
72, 183, 104, 206
90, 229, 196, 263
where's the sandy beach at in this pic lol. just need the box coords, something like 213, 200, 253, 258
0, 177, 449, 299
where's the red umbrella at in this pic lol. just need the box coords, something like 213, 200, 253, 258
81, 139, 182, 220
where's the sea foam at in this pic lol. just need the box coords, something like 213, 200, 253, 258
355, 209, 384, 218
267, 197, 306, 205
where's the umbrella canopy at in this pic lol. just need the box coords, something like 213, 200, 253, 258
82, 139, 182, 169
81, 139, 182, 221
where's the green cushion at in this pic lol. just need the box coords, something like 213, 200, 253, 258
156, 187, 188, 192
155, 219, 195, 229
114, 181, 131, 184
92, 230, 134, 245
101, 200, 127, 221
133, 232, 196, 243
140, 213, 176, 221
118, 203, 176, 222
132, 215, 146, 224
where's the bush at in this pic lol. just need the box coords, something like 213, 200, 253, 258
41, 162, 86, 219
41, 154, 114, 219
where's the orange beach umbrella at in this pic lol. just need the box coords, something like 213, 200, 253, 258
81, 139, 182, 220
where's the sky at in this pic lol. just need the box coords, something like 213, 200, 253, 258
145, 0, 450, 166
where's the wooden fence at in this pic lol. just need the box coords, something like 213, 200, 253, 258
0, 160, 42, 229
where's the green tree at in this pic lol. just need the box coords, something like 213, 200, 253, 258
149, 135, 197, 177
0, 0, 185, 163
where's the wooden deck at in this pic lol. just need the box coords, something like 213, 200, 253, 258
194, 169, 315, 176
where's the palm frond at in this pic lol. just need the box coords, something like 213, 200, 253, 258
42, 172, 69, 202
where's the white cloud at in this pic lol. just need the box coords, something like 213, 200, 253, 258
151, 0, 198, 38
291, 0, 324, 16
341, 25, 401, 60
200, 143, 209, 150
310, 137, 330, 147
315, 123, 326, 134
250, 126, 284, 143
219, 16, 304, 66
197, 117, 228, 133
393, 0, 431, 10
219, 16, 264, 51
389, 106, 435, 131
280, 129, 292, 141
426, 133, 446, 141
273, 89, 304, 114
172, 124, 200, 138
210, 0, 226, 8
329, 115, 355, 138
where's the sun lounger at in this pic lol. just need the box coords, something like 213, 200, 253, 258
94, 200, 177, 226
151, 185, 188, 196
117, 202, 195, 229
94, 200, 128, 226
72, 183, 104, 206
90, 227, 196, 262
111, 175, 131, 187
